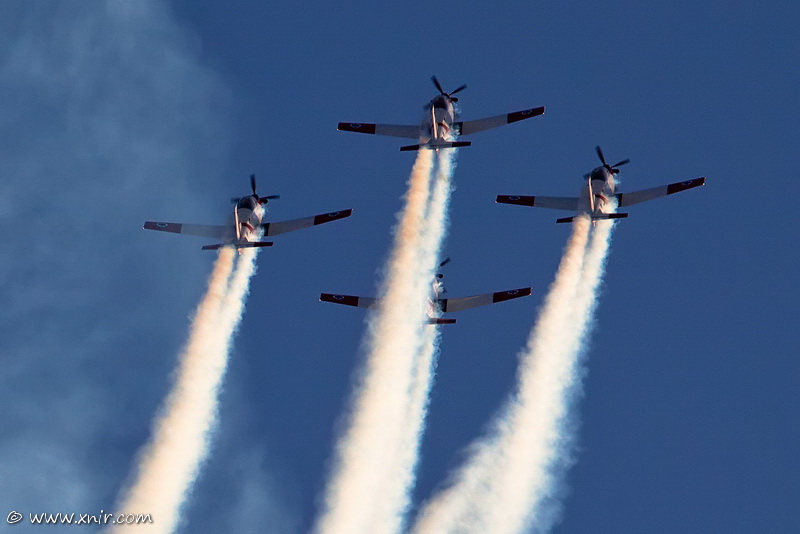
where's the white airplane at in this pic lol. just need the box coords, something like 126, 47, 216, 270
337, 76, 545, 151
496, 146, 706, 223
144, 174, 352, 250
320, 258, 532, 325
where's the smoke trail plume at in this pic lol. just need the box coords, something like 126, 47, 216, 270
413, 211, 615, 534
315, 150, 434, 534
391, 148, 457, 532
318, 146, 464, 534
112, 247, 260, 534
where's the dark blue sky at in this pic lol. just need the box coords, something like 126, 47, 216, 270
2, 1, 798, 532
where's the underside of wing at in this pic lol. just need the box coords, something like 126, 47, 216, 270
143, 221, 232, 239
496, 195, 578, 211
337, 122, 419, 139
616, 177, 706, 207
456, 106, 545, 136
261, 209, 352, 236
320, 293, 378, 309
437, 287, 532, 313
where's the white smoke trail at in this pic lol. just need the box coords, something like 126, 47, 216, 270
392, 148, 457, 531
517, 217, 615, 533
412, 216, 595, 534
112, 247, 260, 534
216, 248, 259, 350
315, 150, 436, 534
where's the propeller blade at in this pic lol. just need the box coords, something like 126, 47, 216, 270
611, 159, 630, 168
449, 84, 467, 95
250, 174, 257, 195
261, 194, 280, 200
439, 257, 451, 268
431, 75, 445, 94
595, 145, 607, 166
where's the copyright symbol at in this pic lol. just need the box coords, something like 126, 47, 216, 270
7, 511, 22, 524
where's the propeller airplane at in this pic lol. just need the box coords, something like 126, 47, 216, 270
143, 174, 352, 250
338, 76, 545, 151
319, 258, 531, 325
496, 146, 706, 223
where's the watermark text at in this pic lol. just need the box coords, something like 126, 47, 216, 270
7, 510, 153, 526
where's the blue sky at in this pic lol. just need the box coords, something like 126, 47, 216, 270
2, 1, 798, 532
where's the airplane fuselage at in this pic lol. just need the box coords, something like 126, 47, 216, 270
235, 195, 265, 242
578, 167, 617, 216
420, 95, 456, 145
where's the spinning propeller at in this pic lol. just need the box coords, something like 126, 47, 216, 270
431, 76, 467, 103
250, 174, 280, 204
594, 145, 630, 175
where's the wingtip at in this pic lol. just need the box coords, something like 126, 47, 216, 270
507, 106, 546, 124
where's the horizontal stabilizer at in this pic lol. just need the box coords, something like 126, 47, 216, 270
201, 241, 274, 251
399, 144, 421, 152
556, 213, 628, 224
400, 141, 472, 152
427, 317, 457, 325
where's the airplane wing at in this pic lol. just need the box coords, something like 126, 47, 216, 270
337, 123, 419, 139
615, 177, 706, 207
320, 293, 378, 309
143, 221, 232, 239
261, 209, 353, 237
437, 287, 532, 313
455, 106, 545, 136
496, 195, 578, 211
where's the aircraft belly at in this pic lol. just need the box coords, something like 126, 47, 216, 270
578, 188, 592, 214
